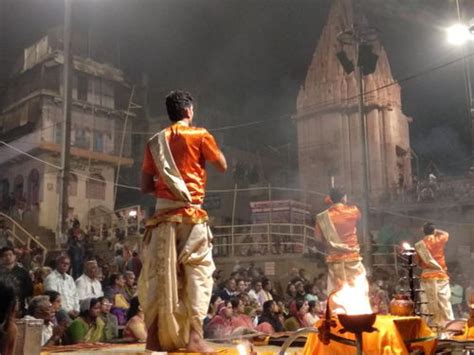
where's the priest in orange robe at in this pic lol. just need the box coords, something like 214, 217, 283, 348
415, 222, 454, 328
138, 90, 227, 352
315, 187, 370, 313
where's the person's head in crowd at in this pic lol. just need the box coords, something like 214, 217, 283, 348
295, 281, 306, 295
217, 301, 233, 319
55, 255, 71, 275
236, 279, 246, 294
252, 280, 262, 293
28, 295, 54, 323
84, 260, 99, 279
308, 300, 318, 315
299, 268, 308, 280
79, 298, 101, 320
262, 278, 272, 292
225, 278, 236, 292
110, 273, 126, 289
0, 246, 17, 270
230, 297, 245, 315
286, 283, 297, 298
124, 271, 136, 288
262, 300, 279, 316
43, 290, 62, 314
0, 276, 18, 355
239, 292, 251, 307
132, 251, 139, 259
98, 296, 112, 315
306, 283, 318, 296
208, 294, 223, 316
126, 296, 142, 322
115, 250, 123, 257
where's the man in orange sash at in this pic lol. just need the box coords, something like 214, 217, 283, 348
415, 222, 454, 328
315, 188, 370, 313
138, 90, 227, 352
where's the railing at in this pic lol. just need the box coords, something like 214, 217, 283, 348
211, 223, 321, 258
0, 212, 48, 265
371, 243, 401, 276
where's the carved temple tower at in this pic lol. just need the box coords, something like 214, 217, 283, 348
295, 0, 411, 204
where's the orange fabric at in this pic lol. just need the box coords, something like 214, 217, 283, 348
317, 204, 361, 263
142, 123, 222, 222
419, 232, 449, 280
302, 315, 436, 355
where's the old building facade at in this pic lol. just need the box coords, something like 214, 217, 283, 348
0, 28, 141, 243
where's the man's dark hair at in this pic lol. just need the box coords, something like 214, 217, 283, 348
329, 187, 346, 203
423, 222, 435, 236
44, 290, 60, 303
0, 246, 14, 257
165, 90, 193, 122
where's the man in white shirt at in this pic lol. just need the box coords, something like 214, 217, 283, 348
76, 260, 104, 301
44, 255, 79, 317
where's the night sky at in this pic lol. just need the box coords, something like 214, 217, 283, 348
1, 0, 472, 176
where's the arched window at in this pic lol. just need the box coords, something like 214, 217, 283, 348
14, 175, 24, 200
0, 179, 9, 205
56, 173, 78, 196
27, 169, 40, 205
86, 174, 106, 200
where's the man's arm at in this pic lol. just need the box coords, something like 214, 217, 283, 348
210, 151, 227, 173
141, 172, 155, 194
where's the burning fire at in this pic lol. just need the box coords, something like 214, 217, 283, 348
402, 242, 412, 250
330, 274, 372, 315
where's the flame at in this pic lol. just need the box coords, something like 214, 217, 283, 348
330, 274, 372, 315
402, 242, 411, 250
236, 341, 251, 355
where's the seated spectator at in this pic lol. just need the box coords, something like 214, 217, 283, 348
25, 295, 66, 346
220, 278, 237, 301
44, 255, 79, 318
76, 260, 104, 301
369, 279, 390, 315
304, 300, 320, 326
247, 280, 262, 304
0, 276, 18, 355
285, 283, 297, 305
123, 271, 136, 302
204, 301, 233, 339
0, 246, 33, 316
105, 273, 129, 325
294, 281, 306, 300
230, 297, 254, 330
235, 279, 247, 296
256, 300, 284, 334
67, 298, 104, 344
123, 296, 147, 341
126, 251, 142, 279
43, 290, 68, 325
98, 296, 118, 341
284, 299, 309, 331
305, 284, 319, 303
257, 278, 274, 306
204, 295, 223, 328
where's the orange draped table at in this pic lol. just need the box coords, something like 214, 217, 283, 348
302, 315, 437, 355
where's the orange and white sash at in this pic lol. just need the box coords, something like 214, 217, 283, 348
316, 209, 360, 255
415, 240, 444, 272
148, 124, 192, 204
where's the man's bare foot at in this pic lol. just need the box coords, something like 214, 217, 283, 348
146, 318, 162, 351
186, 329, 215, 353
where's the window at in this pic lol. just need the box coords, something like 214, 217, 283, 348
77, 74, 88, 101
14, 175, 24, 200
54, 122, 62, 144
86, 174, 106, 200
93, 131, 104, 152
74, 127, 90, 149
27, 169, 40, 204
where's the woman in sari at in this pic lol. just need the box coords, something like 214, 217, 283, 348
283, 299, 310, 331
204, 301, 233, 339
66, 298, 104, 344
